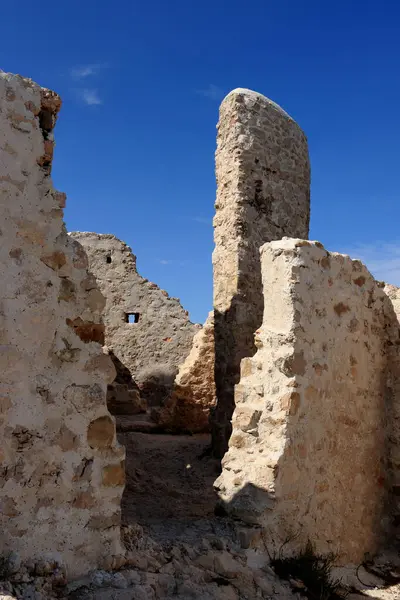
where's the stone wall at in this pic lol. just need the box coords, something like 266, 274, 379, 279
0, 73, 124, 577
215, 238, 397, 562
382, 284, 400, 546
154, 311, 216, 433
70, 233, 199, 414
212, 88, 311, 458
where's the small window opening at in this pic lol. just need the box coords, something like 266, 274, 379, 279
106, 256, 112, 264
125, 313, 140, 324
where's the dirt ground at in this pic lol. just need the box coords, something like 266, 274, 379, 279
119, 432, 227, 542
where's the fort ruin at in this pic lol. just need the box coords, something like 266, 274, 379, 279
70, 232, 201, 431
0, 72, 399, 599
212, 89, 311, 458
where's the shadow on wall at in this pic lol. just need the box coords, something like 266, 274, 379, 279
215, 469, 388, 564
212, 283, 263, 459
106, 353, 177, 416
138, 364, 178, 408
211, 306, 235, 458
109, 351, 135, 385
383, 290, 400, 548
215, 481, 273, 527
107, 351, 145, 416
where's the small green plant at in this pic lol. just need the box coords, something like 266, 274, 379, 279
270, 540, 348, 600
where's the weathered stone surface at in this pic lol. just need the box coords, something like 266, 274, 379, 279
102, 462, 126, 487
107, 382, 146, 416
212, 88, 311, 458
87, 416, 115, 449
70, 233, 200, 412
382, 284, 400, 545
0, 73, 124, 577
154, 311, 216, 433
215, 238, 396, 562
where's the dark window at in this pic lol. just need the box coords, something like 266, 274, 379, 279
106, 256, 112, 264
125, 313, 140, 324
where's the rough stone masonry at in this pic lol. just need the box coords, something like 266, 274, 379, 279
382, 283, 400, 546
215, 238, 400, 562
212, 89, 311, 458
154, 311, 216, 432
0, 73, 124, 577
71, 233, 199, 416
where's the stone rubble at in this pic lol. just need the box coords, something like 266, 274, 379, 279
0, 525, 302, 600
2, 529, 399, 599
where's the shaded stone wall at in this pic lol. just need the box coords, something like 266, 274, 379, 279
382, 284, 400, 547
70, 233, 199, 414
215, 238, 397, 562
0, 73, 124, 577
154, 311, 216, 433
212, 88, 311, 458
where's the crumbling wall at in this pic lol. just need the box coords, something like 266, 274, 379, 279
154, 311, 216, 432
215, 238, 395, 563
0, 73, 124, 577
212, 88, 311, 458
382, 284, 400, 546
70, 233, 199, 413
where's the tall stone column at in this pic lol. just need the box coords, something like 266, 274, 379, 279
212, 89, 310, 458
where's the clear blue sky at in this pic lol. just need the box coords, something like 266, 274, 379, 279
2, 1, 400, 323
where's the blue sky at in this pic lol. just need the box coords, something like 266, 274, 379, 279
2, 1, 400, 323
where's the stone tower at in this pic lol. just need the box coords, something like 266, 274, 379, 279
212, 88, 310, 457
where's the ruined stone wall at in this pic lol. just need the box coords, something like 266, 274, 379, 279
215, 238, 395, 562
154, 311, 216, 433
70, 233, 199, 411
0, 73, 124, 577
212, 89, 311, 458
382, 284, 400, 546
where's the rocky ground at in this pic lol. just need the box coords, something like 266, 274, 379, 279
0, 522, 299, 599
1, 432, 399, 600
